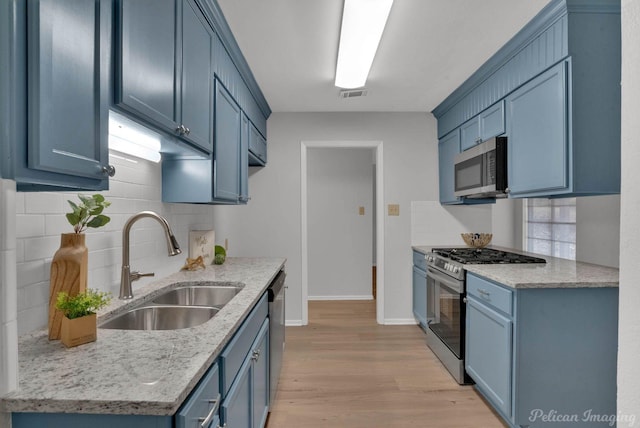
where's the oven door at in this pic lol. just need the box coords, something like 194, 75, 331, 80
427, 267, 464, 359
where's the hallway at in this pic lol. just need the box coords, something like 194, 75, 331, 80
267, 300, 507, 428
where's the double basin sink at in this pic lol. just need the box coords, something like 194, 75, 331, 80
100, 283, 242, 331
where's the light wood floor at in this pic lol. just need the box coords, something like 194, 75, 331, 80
266, 300, 507, 428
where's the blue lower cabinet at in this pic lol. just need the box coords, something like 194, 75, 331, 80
221, 319, 270, 428
465, 296, 512, 418
175, 363, 221, 428
465, 273, 618, 427
222, 356, 253, 428
12, 414, 172, 428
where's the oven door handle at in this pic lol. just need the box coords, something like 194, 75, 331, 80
427, 267, 463, 294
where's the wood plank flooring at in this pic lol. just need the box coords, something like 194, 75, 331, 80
267, 300, 507, 428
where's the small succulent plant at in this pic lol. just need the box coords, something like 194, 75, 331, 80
56, 289, 112, 319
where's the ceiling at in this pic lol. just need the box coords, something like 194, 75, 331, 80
217, 0, 552, 113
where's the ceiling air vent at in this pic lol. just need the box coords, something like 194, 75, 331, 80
339, 88, 368, 99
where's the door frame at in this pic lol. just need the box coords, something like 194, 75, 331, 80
300, 141, 384, 325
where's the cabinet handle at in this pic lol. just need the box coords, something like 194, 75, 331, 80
463, 297, 468, 303
101, 165, 116, 177
176, 125, 186, 135
477, 288, 491, 297
505, 187, 510, 194
184, 127, 191, 136
476, 138, 482, 144
251, 349, 261, 362
198, 393, 221, 428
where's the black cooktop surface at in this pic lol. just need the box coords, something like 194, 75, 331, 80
432, 248, 547, 265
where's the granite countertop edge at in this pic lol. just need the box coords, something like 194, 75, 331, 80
0, 257, 286, 416
412, 245, 619, 289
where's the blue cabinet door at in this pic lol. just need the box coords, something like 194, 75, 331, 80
438, 129, 461, 205
180, 0, 214, 152
25, 0, 110, 187
239, 113, 249, 203
214, 79, 241, 202
221, 354, 253, 428
506, 61, 568, 197
466, 296, 513, 419
248, 122, 267, 166
479, 100, 505, 141
460, 117, 480, 152
116, 0, 178, 131
412, 266, 427, 328
252, 321, 270, 428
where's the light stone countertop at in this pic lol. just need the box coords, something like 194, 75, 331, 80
0, 257, 286, 416
412, 245, 618, 289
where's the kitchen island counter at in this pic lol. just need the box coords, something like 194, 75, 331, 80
0, 257, 285, 416
412, 245, 618, 289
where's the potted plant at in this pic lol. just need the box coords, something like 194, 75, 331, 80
56, 289, 111, 348
49, 194, 111, 340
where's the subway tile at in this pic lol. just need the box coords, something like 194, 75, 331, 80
86, 230, 119, 251
0, 250, 17, 324
18, 281, 49, 311
45, 214, 72, 236
18, 307, 47, 335
24, 192, 63, 214
15, 239, 24, 263
23, 235, 60, 262
16, 214, 45, 238
15, 190, 25, 214
17, 260, 47, 288
0, 320, 19, 394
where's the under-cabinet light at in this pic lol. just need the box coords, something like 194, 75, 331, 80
335, 0, 394, 89
108, 111, 162, 163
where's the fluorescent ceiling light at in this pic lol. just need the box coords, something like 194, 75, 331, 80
108, 111, 162, 163
335, 0, 394, 89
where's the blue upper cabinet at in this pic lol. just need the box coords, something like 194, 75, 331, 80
438, 130, 461, 205
115, 0, 178, 133
214, 79, 241, 202
179, 0, 215, 152
433, 0, 621, 199
115, 0, 213, 153
239, 113, 250, 204
0, 0, 112, 190
248, 122, 267, 166
507, 62, 568, 197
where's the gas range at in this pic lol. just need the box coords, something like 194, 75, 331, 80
425, 247, 546, 280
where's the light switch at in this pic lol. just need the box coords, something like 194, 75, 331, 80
388, 204, 400, 216
359, 206, 365, 216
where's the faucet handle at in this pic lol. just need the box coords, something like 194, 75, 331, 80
130, 271, 155, 282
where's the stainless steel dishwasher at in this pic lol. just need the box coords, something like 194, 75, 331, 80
268, 270, 286, 406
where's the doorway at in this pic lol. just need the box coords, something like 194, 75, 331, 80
300, 141, 384, 325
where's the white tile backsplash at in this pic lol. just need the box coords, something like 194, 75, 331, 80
13, 156, 216, 334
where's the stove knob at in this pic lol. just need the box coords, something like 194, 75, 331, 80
453, 267, 460, 274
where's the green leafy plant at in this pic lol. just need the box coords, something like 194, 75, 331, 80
214, 245, 226, 265
55, 289, 112, 319
66, 194, 111, 234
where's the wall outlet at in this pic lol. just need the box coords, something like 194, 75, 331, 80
388, 204, 400, 216
224, 238, 228, 251
359, 206, 365, 216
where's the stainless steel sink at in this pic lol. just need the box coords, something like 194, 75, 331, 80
100, 305, 219, 330
151, 285, 241, 308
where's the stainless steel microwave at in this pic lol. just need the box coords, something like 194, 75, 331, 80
454, 136, 508, 198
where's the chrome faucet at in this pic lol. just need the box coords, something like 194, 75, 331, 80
119, 211, 182, 299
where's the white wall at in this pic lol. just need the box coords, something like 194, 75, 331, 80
576, 195, 620, 268
618, 0, 640, 423
308, 148, 373, 300
0, 179, 18, 401
211, 112, 434, 324
14, 154, 215, 334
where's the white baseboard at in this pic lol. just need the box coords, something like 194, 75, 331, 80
383, 318, 419, 325
307, 295, 374, 301
285, 320, 304, 327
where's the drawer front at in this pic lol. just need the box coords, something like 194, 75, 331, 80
467, 273, 513, 316
412, 251, 428, 272
220, 293, 268, 397
176, 363, 220, 428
